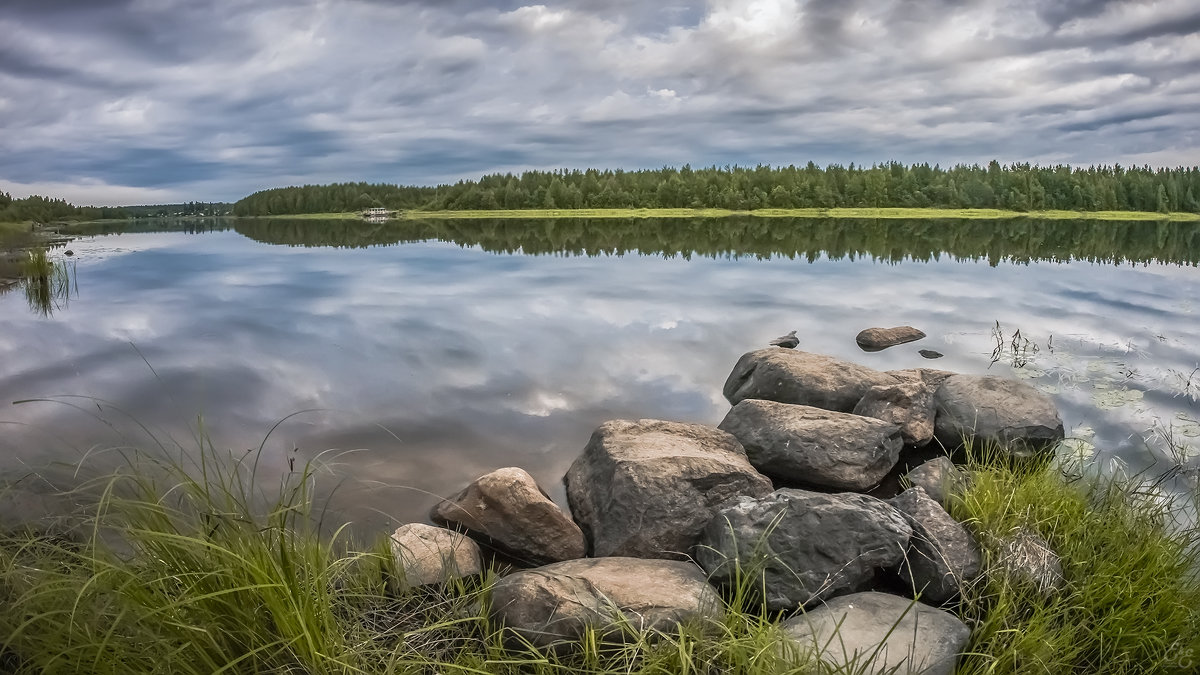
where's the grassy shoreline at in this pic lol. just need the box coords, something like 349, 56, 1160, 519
1, 446, 1197, 674
237, 207, 1200, 221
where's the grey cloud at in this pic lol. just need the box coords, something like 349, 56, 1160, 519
0, 0, 1197, 204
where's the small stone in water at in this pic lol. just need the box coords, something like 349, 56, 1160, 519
919, 349, 943, 359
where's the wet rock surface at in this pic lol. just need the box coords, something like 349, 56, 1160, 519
856, 326, 927, 351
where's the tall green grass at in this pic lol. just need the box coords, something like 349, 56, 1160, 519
1, 440, 1197, 673
948, 446, 1200, 674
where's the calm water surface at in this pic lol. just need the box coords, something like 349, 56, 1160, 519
2, 218, 1198, 534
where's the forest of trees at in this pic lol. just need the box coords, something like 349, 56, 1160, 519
0, 191, 230, 224
232, 162, 1200, 216
0, 191, 128, 224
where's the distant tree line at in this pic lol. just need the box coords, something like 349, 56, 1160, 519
232, 162, 1200, 215
0, 191, 231, 224
233, 217, 1200, 267
0, 191, 127, 224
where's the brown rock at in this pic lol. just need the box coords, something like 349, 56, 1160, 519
431, 467, 585, 566
723, 348, 898, 412
490, 557, 724, 650
856, 326, 927, 351
389, 523, 483, 588
564, 419, 773, 559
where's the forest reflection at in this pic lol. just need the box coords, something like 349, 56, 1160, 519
230, 217, 1200, 267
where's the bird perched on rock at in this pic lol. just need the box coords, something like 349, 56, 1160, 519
769, 330, 799, 348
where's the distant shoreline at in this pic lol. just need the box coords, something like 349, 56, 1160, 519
239, 207, 1200, 222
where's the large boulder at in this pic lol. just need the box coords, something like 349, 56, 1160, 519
856, 326, 927, 351
902, 457, 970, 508
718, 400, 902, 491
696, 489, 912, 610
933, 375, 1065, 457
853, 379, 938, 447
781, 591, 970, 675
389, 523, 483, 588
723, 348, 898, 412
888, 488, 982, 604
431, 467, 585, 566
564, 419, 772, 559
490, 557, 723, 649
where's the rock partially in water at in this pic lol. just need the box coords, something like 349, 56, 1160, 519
696, 489, 911, 610
919, 349, 944, 359
888, 487, 982, 604
853, 379, 937, 447
564, 419, 772, 559
856, 326, 927, 352
718, 399, 902, 491
431, 467, 585, 566
490, 557, 723, 650
933, 375, 1065, 458
769, 330, 799, 348
723, 348, 898, 412
781, 591, 970, 675
902, 457, 970, 508
389, 523, 482, 588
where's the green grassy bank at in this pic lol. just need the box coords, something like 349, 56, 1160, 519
241, 207, 1200, 222
1, 446, 1197, 674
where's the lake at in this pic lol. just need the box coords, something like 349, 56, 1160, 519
2, 217, 1199, 536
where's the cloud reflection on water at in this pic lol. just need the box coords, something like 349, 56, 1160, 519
1, 224, 1198, 535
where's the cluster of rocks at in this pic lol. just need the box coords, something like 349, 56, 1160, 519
390, 345, 1066, 673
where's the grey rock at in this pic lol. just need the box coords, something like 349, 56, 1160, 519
696, 489, 912, 610
903, 457, 970, 508
995, 527, 1065, 598
782, 591, 970, 675
856, 326, 927, 352
718, 400, 902, 491
769, 330, 799, 348
564, 419, 773, 559
723, 348, 898, 412
918, 349, 944, 359
887, 368, 956, 389
389, 523, 483, 588
431, 467, 585, 565
933, 375, 1065, 458
889, 488, 982, 604
490, 557, 723, 650
853, 380, 937, 447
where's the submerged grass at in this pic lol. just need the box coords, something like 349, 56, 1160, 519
242, 207, 1200, 221
1, 439, 1198, 674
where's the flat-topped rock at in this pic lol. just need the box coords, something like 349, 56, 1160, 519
933, 375, 1065, 458
853, 379, 938, 447
431, 467, 585, 566
718, 399, 902, 491
564, 419, 773, 559
389, 523, 483, 588
697, 489, 911, 610
856, 326, 927, 352
490, 557, 723, 649
889, 487, 982, 604
782, 591, 970, 675
723, 348, 898, 412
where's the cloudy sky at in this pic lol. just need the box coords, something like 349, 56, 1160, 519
1, 0, 1198, 205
